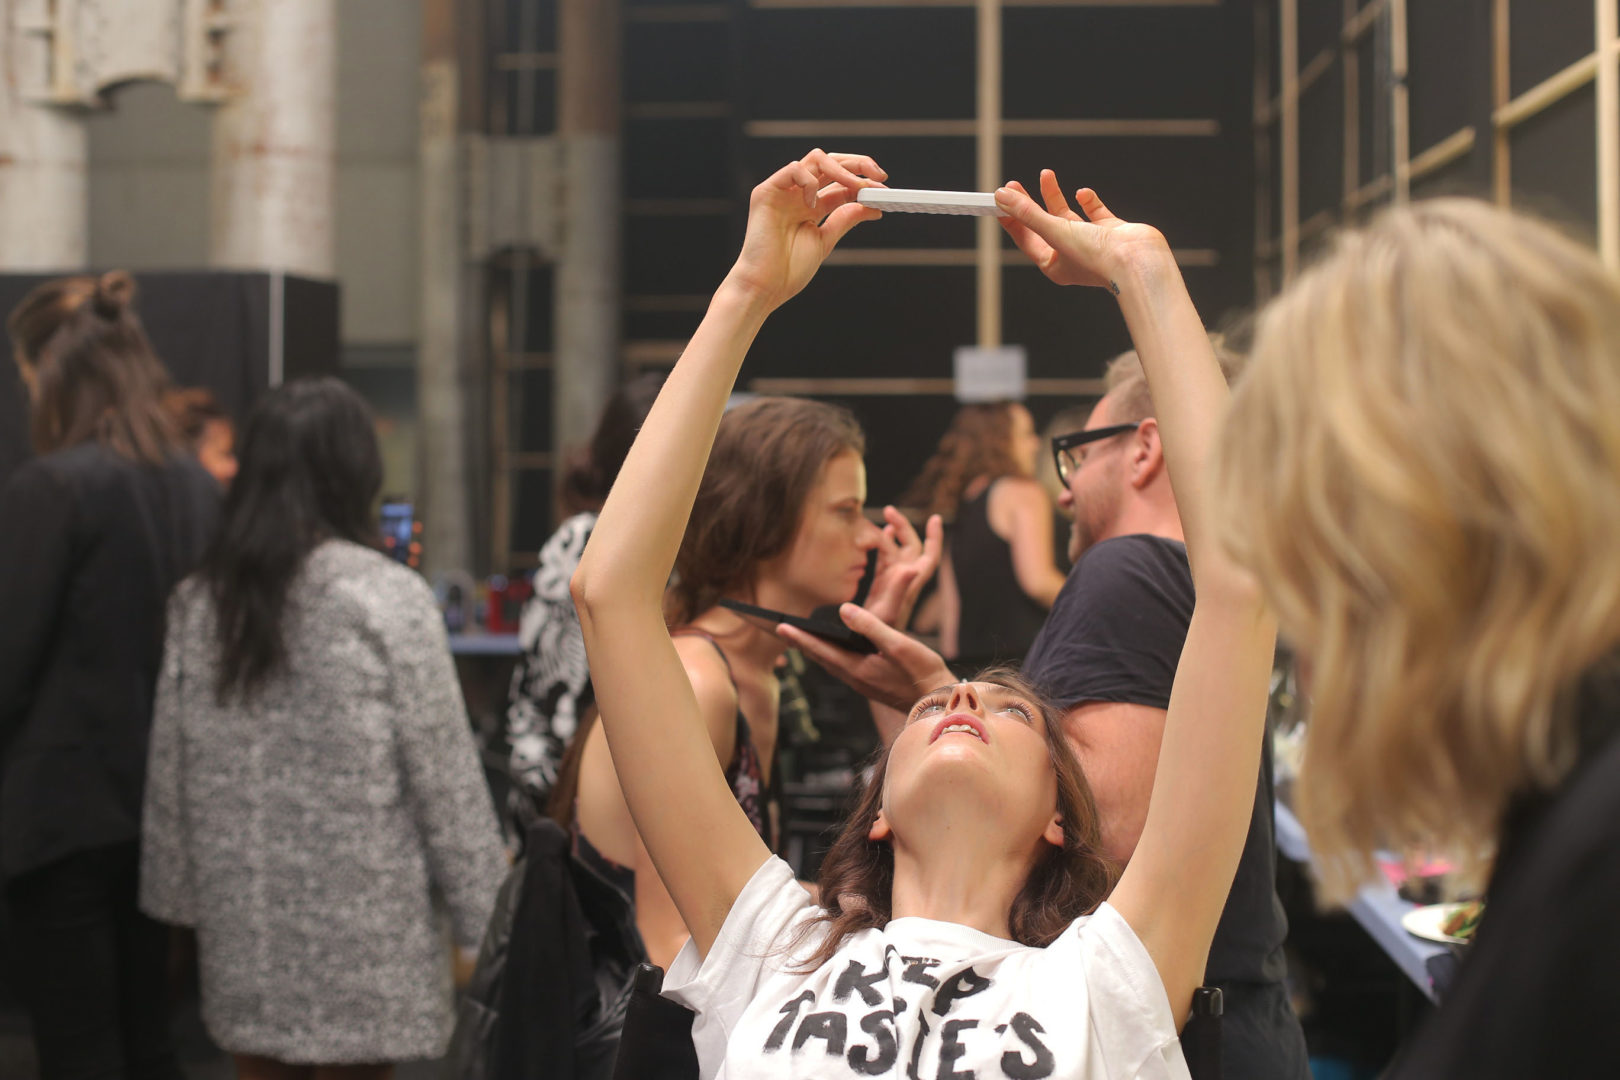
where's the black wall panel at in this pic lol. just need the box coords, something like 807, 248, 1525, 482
1299, 67, 1344, 222
1003, 8, 1240, 120
1509, 0, 1595, 97
738, 10, 975, 121
748, 269, 978, 381
1511, 84, 1600, 241
626, 21, 731, 103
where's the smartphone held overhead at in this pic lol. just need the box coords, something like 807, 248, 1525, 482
856, 189, 1002, 216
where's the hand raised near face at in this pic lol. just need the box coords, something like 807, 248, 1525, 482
864, 507, 944, 632
995, 171, 1172, 292
724, 149, 888, 313
776, 602, 954, 715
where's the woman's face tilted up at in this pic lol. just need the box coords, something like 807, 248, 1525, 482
875, 680, 1065, 856
762, 448, 883, 612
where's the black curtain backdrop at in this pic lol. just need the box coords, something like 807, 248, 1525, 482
0, 271, 339, 490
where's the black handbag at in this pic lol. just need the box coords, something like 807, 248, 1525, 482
446, 805, 645, 1080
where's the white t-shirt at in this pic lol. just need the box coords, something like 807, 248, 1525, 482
663, 856, 1190, 1080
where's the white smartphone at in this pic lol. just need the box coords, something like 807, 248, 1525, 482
856, 188, 1002, 216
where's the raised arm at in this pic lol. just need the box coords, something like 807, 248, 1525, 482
996, 174, 1276, 1023
571, 151, 885, 958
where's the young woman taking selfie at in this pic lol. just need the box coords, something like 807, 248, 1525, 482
571, 150, 1274, 1079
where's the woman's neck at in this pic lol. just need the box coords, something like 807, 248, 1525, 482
888, 837, 1035, 942
685, 604, 790, 676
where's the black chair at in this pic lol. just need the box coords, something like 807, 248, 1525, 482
612, 964, 1223, 1080
610, 965, 700, 1080
1181, 986, 1224, 1080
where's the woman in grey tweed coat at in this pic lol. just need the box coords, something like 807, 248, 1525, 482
140, 379, 506, 1074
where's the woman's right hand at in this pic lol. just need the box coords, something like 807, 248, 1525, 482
995, 171, 1174, 292
722, 149, 887, 313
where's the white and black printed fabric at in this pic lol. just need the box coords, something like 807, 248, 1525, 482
664, 857, 1189, 1080
505, 512, 597, 798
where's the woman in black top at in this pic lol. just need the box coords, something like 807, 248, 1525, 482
0, 272, 218, 1080
904, 402, 1064, 670
1210, 197, 1620, 1076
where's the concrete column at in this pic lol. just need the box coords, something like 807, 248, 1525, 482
416, 0, 472, 577
0, 13, 88, 271
554, 0, 621, 476
209, 0, 336, 277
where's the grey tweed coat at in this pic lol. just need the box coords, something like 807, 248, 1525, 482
140, 541, 507, 1064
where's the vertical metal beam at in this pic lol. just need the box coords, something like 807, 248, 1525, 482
1280, 0, 1299, 282
1596, 0, 1619, 268
555, 0, 622, 501
210, 0, 337, 277
1493, 0, 1511, 205
0, 11, 89, 271
1254, 1, 1273, 303
418, 0, 473, 577
1390, 0, 1410, 203
1342, 0, 1360, 218
976, 0, 1002, 347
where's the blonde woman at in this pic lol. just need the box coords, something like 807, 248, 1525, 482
1212, 200, 1620, 1078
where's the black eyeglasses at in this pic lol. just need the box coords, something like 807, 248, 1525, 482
1051, 423, 1141, 484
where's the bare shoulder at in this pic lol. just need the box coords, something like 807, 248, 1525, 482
991, 475, 1051, 511
672, 634, 742, 757
988, 476, 1053, 537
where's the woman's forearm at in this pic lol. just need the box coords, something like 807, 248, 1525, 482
1108, 252, 1231, 584
573, 278, 771, 609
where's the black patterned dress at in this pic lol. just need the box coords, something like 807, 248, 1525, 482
504, 512, 597, 800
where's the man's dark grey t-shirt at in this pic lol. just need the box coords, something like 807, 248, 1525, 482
1023, 533, 1306, 1080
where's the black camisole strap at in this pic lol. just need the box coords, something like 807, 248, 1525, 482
669, 628, 739, 690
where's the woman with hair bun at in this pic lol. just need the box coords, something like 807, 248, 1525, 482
0, 271, 219, 1080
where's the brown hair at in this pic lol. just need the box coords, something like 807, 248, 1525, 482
560, 372, 666, 516
668, 396, 866, 625
792, 668, 1116, 970
164, 386, 231, 446
901, 403, 1028, 518
7, 271, 180, 464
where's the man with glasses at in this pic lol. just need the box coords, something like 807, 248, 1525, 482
782, 347, 1308, 1080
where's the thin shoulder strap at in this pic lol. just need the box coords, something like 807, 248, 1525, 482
669, 628, 739, 692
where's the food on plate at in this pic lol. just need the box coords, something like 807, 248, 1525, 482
1440, 899, 1484, 941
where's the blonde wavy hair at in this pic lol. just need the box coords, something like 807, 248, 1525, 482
1212, 199, 1620, 905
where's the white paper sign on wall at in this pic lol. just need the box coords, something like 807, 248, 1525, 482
953, 345, 1027, 403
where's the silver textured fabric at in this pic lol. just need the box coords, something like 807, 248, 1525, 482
140, 540, 507, 1064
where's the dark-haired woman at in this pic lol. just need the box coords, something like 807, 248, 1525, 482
904, 402, 1063, 670
139, 377, 506, 1080
164, 385, 238, 487
0, 272, 219, 1080
572, 152, 1273, 1078
503, 372, 665, 808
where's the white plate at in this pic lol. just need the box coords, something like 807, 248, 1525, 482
1401, 901, 1479, 945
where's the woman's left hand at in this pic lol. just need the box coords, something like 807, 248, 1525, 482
722, 149, 888, 312
864, 506, 943, 631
